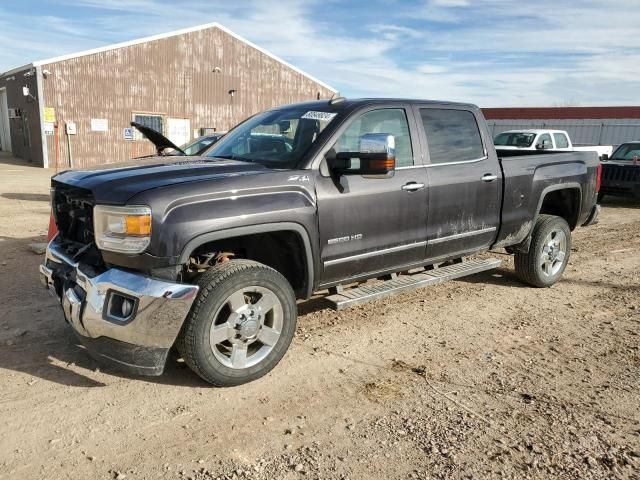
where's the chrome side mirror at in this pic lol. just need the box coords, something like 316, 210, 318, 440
330, 133, 396, 178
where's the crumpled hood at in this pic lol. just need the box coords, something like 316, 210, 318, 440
53, 157, 271, 204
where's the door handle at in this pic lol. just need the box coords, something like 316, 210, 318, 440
402, 182, 425, 192
481, 174, 498, 182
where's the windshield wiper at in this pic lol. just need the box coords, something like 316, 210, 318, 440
211, 154, 255, 162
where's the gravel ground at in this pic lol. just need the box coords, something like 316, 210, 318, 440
0, 152, 638, 480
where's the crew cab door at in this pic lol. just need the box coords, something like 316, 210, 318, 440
315, 106, 427, 285
413, 105, 502, 260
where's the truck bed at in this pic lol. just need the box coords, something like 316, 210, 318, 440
495, 150, 599, 248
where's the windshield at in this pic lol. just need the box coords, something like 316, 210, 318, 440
494, 132, 536, 147
205, 106, 338, 168
610, 143, 640, 161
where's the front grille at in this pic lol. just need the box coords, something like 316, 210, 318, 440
52, 182, 95, 245
602, 186, 632, 195
51, 182, 104, 269
602, 164, 640, 183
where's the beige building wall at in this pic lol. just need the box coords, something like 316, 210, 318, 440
40, 24, 335, 169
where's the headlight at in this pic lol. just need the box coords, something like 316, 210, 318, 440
93, 205, 151, 254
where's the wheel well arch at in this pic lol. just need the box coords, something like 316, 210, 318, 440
511, 184, 582, 254
179, 223, 314, 299
536, 185, 582, 230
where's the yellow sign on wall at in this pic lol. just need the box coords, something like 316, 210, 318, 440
44, 107, 56, 123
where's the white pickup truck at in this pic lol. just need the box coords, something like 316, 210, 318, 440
494, 129, 613, 159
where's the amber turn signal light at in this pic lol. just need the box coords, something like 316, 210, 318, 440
125, 215, 152, 236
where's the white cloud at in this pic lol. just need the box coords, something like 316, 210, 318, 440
368, 24, 425, 41
1, 0, 639, 106
431, 0, 471, 6
416, 64, 448, 74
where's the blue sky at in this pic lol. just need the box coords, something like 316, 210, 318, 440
1, 0, 638, 107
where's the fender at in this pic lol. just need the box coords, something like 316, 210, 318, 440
179, 222, 315, 299
514, 182, 582, 253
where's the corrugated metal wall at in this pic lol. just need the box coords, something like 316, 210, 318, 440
41, 26, 334, 168
0, 67, 44, 165
483, 106, 640, 120
487, 119, 640, 147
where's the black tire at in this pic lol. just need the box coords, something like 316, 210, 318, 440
177, 260, 297, 387
597, 192, 606, 203
514, 214, 571, 288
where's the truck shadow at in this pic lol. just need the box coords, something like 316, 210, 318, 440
1, 324, 108, 388
1, 192, 51, 202
0, 234, 108, 388
1, 320, 212, 388
297, 296, 334, 316
0, 233, 220, 388
457, 267, 527, 288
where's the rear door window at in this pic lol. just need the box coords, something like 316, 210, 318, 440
419, 108, 485, 164
553, 133, 569, 148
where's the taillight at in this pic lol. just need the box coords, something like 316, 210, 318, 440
595, 163, 602, 194
47, 211, 58, 242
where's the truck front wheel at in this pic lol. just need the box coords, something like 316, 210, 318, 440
177, 260, 297, 386
514, 215, 571, 288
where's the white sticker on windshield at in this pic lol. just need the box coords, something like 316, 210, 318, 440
301, 111, 337, 121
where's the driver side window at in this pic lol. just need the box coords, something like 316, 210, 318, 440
334, 108, 414, 168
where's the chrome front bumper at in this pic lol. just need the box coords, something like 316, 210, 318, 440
40, 238, 199, 375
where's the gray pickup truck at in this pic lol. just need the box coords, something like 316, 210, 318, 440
599, 141, 640, 200
40, 98, 601, 386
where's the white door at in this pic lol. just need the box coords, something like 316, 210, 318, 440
167, 118, 190, 148
0, 88, 11, 152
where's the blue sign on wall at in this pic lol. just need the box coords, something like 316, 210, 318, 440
123, 127, 134, 141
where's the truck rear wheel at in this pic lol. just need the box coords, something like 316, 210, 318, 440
177, 260, 297, 386
514, 215, 571, 288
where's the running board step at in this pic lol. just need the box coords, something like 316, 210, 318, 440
325, 258, 502, 310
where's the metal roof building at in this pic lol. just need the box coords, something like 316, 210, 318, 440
483, 107, 640, 147
0, 23, 336, 168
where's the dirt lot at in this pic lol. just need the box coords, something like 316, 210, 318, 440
0, 152, 639, 480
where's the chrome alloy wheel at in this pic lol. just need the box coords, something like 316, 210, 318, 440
540, 229, 567, 277
209, 286, 283, 369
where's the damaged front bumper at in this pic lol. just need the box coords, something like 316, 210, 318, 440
40, 237, 198, 376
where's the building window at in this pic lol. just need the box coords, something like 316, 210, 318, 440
133, 114, 163, 139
